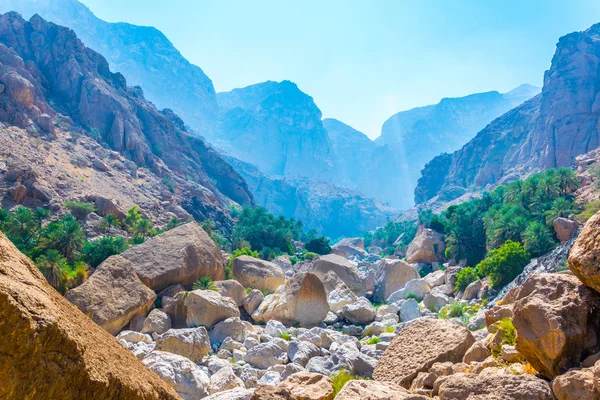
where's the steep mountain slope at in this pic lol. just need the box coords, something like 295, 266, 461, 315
227, 157, 396, 238
216, 81, 334, 181
0, 12, 252, 230
323, 118, 376, 189
0, 0, 218, 135
415, 23, 600, 204
372, 85, 539, 207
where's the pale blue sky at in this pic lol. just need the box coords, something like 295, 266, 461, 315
81, 0, 600, 139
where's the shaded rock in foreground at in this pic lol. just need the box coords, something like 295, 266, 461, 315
0, 233, 179, 399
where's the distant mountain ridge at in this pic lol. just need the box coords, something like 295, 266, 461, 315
0, 0, 219, 135
415, 23, 600, 204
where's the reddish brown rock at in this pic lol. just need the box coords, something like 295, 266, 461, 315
569, 211, 600, 292
438, 373, 553, 400
251, 372, 334, 400
336, 380, 428, 400
0, 233, 179, 399
512, 273, 600, 379
552, 368, 598, 400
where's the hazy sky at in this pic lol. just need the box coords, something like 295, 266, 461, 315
80, 0, 600, 139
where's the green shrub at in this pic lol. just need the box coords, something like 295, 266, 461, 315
192, 277, 217, 291
305, 237, 331, 255
64, 201, 95, 220
499, 317, 516, 346
365, 336, 381, 345
476, 241, 530, 290
279, 332, 292, 341
454, 267, 480, 292
330, 369, 356, 396
303, 251, 318, 260
161, 176, 176, 193
447, 303, 465, 318
405, 292, 422, 302
576, 200, 600, 222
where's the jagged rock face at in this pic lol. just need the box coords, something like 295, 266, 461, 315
0, 12, 252, 209
227, 157, 396, 238
0, 233, 179, 399
376, 86, 539, 207
416, 23, 600, 204
0, 0, 218, 135
217, 80, 333, 181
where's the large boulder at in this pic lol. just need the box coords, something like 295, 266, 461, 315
141, 309, 172, 335
0, 233, 178, 399
406, 228, 445, 264
335, 380, 428, 400
252, 272, 329, 327
1, 70, 34, 108
373, 318, 475, 388
313, 254, 365, 296
209, 317, 249, 347
184, 289, 240, 329
245, 341, 288, 369
143, 351, 210, 400
373, 259, 420, 303
387, 278, 431, 303
341, 297, 376, 325
512, 273, 600, 379
155, 327, 211, 363
331, 238, 368, 259
65, 255, 156, 335
215, 280, 246, 307
251, 371, 334, 400
552, 368, 597, 399
320, 270, 358, 313
554, 217, 580, 244
569, 211, 600, 292
232, 255, 285, 293
94, 196, 127, 220
204, 388, 253, 400
119, 222, 224, 292
438, 373, 554, 400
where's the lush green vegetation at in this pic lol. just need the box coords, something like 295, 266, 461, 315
0, 204, 160, 293
404, 292, 422, 302
232, 206, 304, 257
279, 332, 292, 341
305, 236, 331, 255
363, 220, 417, 254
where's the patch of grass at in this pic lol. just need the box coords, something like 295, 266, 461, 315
279, 332, 292, 341
384, 325, 396, 334
365, 337, 381, 345
448, 303, 465, 318
331, 369, 356, 396
405, 292, 422, 302
555, 260, 569, 272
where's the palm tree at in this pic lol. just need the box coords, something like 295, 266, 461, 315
40, 215, 85, 263
6, 206, 37, 245
544, 198, 580, 225
192, 276, 218, 291
135, 219, 153, 239
523, 221, 556, 257
100, 214, 120, 235
34, 208, 50, 228
36, 250, 69, 291
556, 167, 580, 195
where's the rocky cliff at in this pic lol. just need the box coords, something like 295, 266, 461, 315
217, 81, 334, 181
375, 86, 539, 207
0, 0, 218, 136
0, 12, 252, 230
416, 23, 600, 204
